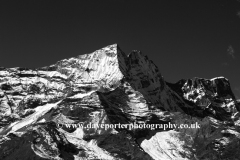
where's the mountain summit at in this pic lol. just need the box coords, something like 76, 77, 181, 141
0, 44, 240, 160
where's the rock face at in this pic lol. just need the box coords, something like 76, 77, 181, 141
0, 44, 240, 160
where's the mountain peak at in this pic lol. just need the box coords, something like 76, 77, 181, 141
0, 44, 240, 160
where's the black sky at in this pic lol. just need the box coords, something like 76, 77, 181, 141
0, 0, 240, 98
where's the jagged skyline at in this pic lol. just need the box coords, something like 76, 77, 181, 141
0, 44, 239, 159
0, 0, 239, 98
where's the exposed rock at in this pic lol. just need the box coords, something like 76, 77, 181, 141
0, 44, 240, 160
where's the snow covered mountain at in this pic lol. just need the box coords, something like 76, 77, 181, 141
0, 44, 240, 160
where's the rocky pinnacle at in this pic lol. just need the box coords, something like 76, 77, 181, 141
0, 44, 240, 160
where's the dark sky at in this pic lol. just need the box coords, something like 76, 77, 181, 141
0, 0, 240, 98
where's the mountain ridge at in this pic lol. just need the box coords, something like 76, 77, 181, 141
0, 44, 240, 160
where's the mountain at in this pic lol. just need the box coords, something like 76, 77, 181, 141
0, 44, 240, 160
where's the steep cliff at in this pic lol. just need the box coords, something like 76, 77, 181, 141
0, 44, 239, 160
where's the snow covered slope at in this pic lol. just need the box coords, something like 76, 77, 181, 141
0, 44, 240, 160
